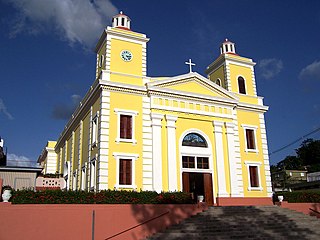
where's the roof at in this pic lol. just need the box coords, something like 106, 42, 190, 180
0, 166, 42, 172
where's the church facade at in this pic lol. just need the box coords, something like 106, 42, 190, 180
49, 12, 272, 205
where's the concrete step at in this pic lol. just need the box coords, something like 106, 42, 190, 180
146, 206, 320, 240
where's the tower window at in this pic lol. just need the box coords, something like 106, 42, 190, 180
225, 45, 229, 52
121, 17, 125, 26
216, 79, 221, 86
238, 76, 246, 94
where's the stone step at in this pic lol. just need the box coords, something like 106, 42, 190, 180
146, 206, 320, 240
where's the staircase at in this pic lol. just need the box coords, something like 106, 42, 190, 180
146, 206, 320, 240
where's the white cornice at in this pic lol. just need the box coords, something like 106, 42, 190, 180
237, 102, 269, 113
147, 72, 238, 101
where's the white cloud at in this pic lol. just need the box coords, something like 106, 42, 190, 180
7, 153, 37, 167
299, 60, 320, 81
7, 0, 118, 48
0, 98, 14, 120
258, 58, 283, 80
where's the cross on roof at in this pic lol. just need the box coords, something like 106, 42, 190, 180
185, 59, 195, 73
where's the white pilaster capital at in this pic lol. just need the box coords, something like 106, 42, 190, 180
225, 122, 235, 134
165, 115, 178, 128
213, 120, 224, 133
151, 113, 164, 127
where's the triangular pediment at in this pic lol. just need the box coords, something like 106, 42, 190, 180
147, 72, 238, 102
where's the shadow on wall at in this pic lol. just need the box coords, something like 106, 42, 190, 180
311, 203, 320, 218
129, 204, 204, 240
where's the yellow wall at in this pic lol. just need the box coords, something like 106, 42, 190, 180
237, 110, 267, 196
229, 64, 253, 95
209, 65, 225, 88
110, 38, 143, 80
108, 91, 143, 189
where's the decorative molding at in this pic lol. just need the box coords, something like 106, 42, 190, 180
151, 113, 163, 192
213, 121, 228, 197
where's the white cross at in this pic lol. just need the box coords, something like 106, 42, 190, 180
185, 59, 195, 73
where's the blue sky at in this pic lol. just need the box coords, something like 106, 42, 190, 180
0, 0, 320, 167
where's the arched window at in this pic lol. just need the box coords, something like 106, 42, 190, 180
238, 76, 246, 94
216, 78, 221, 86
182, 133, 207, 147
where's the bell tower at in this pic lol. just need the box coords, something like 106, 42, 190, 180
205, 39, 257, 98
95, 12, 149, 86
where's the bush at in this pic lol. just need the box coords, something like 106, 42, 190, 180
274, 190, 320, 203
10, 189, 193, 204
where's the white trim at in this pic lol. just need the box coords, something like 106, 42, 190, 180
244, 161, 263, 191
237, 75, 247, 94
151, 113, 164, 192
114, 109, 138, 144
81, 163, 87, 191
72, 170, 78, 190
225, 122, 241, 197
113, 152, 139, 189
241, 124, 259, 153
91, 113, 99, 148
90, 157, 96, 191
179, 129, 214, 199
165, 115, 178, 191
213, 121, 228, 197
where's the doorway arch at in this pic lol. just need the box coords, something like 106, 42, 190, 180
179, 129, 214, 205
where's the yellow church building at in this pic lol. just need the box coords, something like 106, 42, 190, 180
45, 12, 272, 205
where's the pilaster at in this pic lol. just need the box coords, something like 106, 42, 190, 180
225, 122, 241, 197
213, 120, 228, 197
165, 115, 178, 191
151, 113, 164, 193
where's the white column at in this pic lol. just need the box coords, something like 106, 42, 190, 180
166, 115, 178, 191
225, 122, 240, 197
213, 120, 228, 197
151, 113, 164, 193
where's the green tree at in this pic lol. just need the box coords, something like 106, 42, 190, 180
276, 155, 304, 170
296, 138, 320, 172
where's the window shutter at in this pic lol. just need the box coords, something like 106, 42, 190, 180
246, 129, 256, 149
120, 115, 132, 139
127, 116, 132, 139
249, 166, 259, 187
120, 115, 126, 139
126, 160, 132, 185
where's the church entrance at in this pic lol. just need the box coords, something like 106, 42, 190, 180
182, 172, 213, 205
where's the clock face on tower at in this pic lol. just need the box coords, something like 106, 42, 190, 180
120, 50, 133, 62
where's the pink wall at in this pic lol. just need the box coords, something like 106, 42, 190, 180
0, 203, 207, 240
216, 197, 273, 206
279, 201, 320, 218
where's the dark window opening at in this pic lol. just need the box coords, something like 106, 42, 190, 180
246, 129, 256, 150
119, 159, 132, 185
182, 156, 195, 168
238, 76, 246, 94
197, 157, 209, 169
120, 115, 132, 139
249, 166, 259, 187
182, 133, 207, 147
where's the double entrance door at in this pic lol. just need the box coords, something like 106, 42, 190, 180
182, 172, 213, 205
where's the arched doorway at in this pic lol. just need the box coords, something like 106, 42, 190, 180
180, 130, 214, 205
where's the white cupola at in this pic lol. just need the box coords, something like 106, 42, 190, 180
220, 39, 236, 54
112, 11, 131, 30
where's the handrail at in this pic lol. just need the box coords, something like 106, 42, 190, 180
309, 208, 320, 215
105, 211, 170, 240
